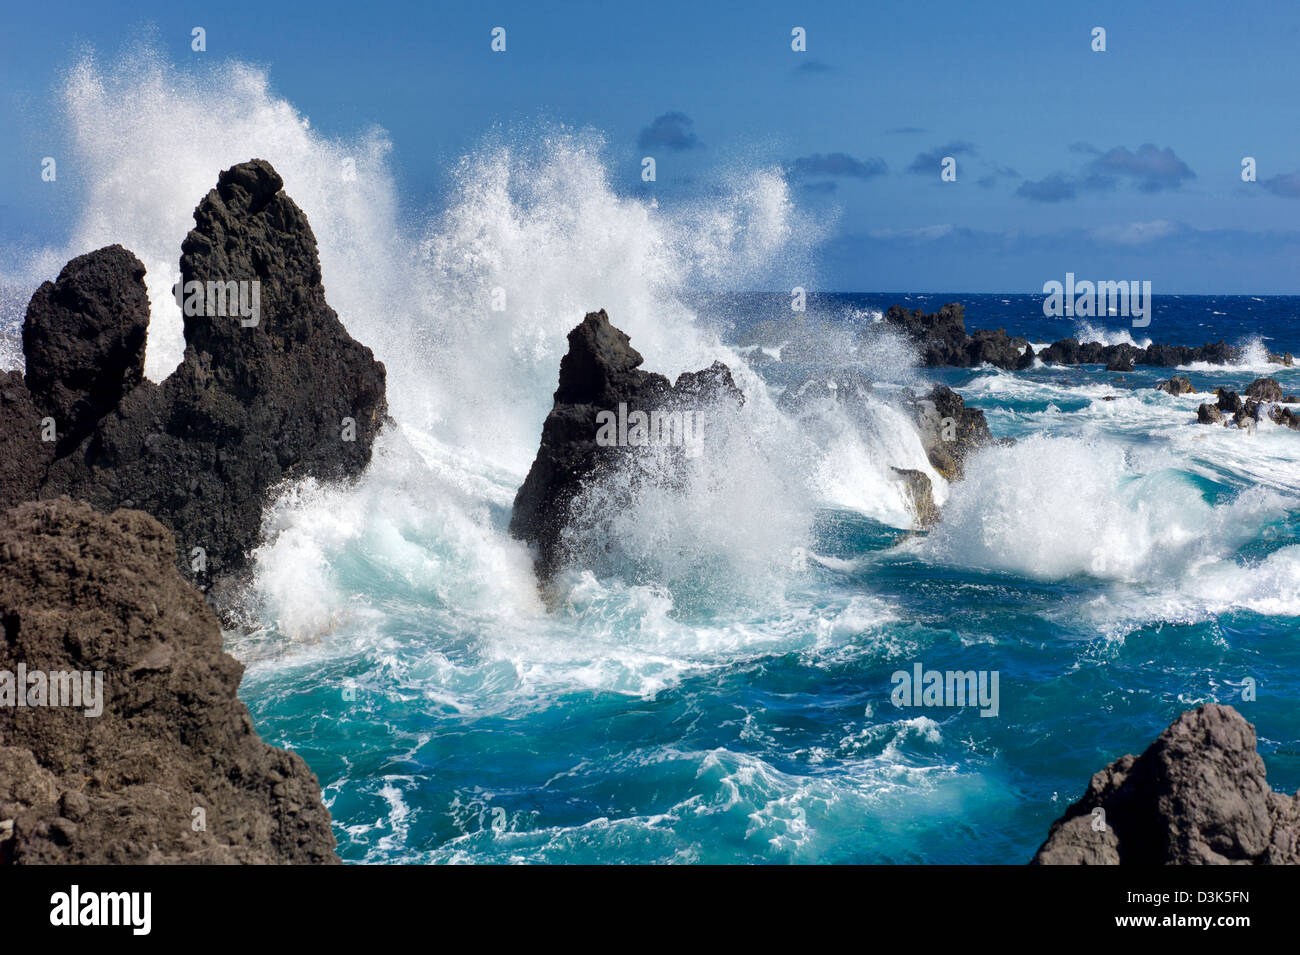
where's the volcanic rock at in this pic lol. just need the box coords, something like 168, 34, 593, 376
510, 309, 743, 583
1037, 338, 1240, 369
1032, 704, 1298, 864
18, 159, 388, 583
890, 467, 939, 529
1155, 375, 1195, 395
1245, 377, 1284, 402
911, 384, 994, 481
876, 302, 1031, 371
0, 371, 53, 509
1215, 389, 1243, 415
0, 498, 339, 864
21, 245, 149, 454
1105, 346, 1136, 372
1196, 403, 1226, 425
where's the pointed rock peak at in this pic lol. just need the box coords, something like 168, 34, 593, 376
571, 309, 644, 371
212, 158, 284, 216
555, 309, 647, 404
22, 244, 150, 451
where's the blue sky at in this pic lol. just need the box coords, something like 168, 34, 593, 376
2, 0, 1299, 292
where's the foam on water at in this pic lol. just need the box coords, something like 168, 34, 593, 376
922, 434, 1291, 581
1073, 321, 1153, 349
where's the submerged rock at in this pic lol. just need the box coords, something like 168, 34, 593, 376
890, 467, 939, 528
510, 309, 743, 583
1032, 703, 1298, 865
8, 159, 387, 584
0, 498, 338, 864
1196, 403, 1226, 425
1155, 375, 1195, 395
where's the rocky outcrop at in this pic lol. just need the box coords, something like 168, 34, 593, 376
1104, 345, 1136, 372
2, 159, 387, 584
876, 303, 1033, 371
1032, 704, 1298, 865
1193, 378, 1299, 431
510, 310, 743, 583
890, 467, 939, 528
1155, 375, 1195, 395
1038, 337, 1240, 369
870, 301, 1269, 371
1245, 377, 1284, 402
910, 384, 994, 481
1196, 403, 1226, 425
0, 498, 339, 864
22, 245, 150, 455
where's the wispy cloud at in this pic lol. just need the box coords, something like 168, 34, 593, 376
793, 58, 833, 75
1089, 220, 1181, 245
978, 163, 1021, 189
906, 141, 977, 175
1016, 143, 1195, 201
787, 152, 887, 181
1015, 173, 1077, 203
637, 112, 701, 151
1261, 169, 1300, 198
867, 224, 956, 240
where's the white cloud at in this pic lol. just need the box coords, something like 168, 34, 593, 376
1088, 220, 1179, 245
867, 224, 955, 240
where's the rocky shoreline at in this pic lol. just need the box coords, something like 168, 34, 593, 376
876, 301, 1294, 372
0, 159, 384, 864
1153, 374, 1300, 431
1, 499, 338, 864
2, 159, 387, 587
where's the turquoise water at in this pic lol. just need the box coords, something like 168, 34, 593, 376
234, 310, 1300, 864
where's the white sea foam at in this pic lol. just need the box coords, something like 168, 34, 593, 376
9, 44, 939, 706
1072, 321, 1153, 349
